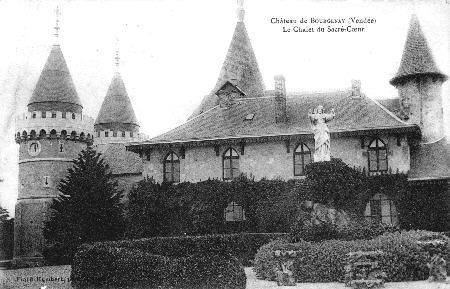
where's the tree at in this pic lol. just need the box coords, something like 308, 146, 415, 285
43, 147, 125, 264
0, 206, 14, 260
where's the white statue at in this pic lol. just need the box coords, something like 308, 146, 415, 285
308, 106, 335, 162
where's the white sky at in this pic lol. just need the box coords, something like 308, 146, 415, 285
0, 0, 449, 216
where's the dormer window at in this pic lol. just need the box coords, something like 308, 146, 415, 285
244, 113, 255, 121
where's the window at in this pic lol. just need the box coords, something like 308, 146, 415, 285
164, 152, 180, 183
62, 112, 66, 118
294, 143, 311, 176
368, 138, 388, 173
364, 193, 398, 226
113, 131, 117, 137
72, 113, 76, 120
244, 113, 255, 121
42, 111, 46, 118
51, 112, 56, 118
121, 131, 125, 137
224, 202, 246, 222
130, 132, 134, 137
223, 148, 240, 180
105, 131, 109, 137
43, 176, 51, 188
32, 113, 36, 119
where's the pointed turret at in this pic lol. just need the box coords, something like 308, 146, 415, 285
189, 0, 265, 118
390, 14, 447, 85
391, 14, 448, 143
94, 51, 139, 144
28, 45, 82, 113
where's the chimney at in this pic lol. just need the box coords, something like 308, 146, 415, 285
274, 75, 287, 123
351, 79, 361, 97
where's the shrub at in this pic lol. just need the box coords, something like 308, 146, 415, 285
103, 233, 287, 266
254, 230, 450, 283
72, 244, 246, 289
290, 213, 399, 243
72, 244, 170, 288
170, 253, 246, 289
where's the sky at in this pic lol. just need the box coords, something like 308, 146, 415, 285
0, 0, 449, 217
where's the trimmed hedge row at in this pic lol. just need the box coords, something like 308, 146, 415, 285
254, 231, 450, 283
72, 233, 287, 288
100, 233, 288, 266
71, 244, 246, 289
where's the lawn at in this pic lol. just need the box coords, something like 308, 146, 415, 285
0, 265, 449, 289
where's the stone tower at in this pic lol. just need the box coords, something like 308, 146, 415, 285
14, 42, 93, 265
94, 50, 140, 147
390, 14, 448, 143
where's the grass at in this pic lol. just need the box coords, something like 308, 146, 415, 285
1, 265, 449, 289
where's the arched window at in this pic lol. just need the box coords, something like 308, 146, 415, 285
294, 143, 311, 176
223, 148, 240, 180
368, 138, 388, 173
164, 152, 180, 183
364, 193, 398, 226
224, 202, 246, 222
50, 129, 57, 138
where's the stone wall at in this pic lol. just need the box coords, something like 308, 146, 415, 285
143, 134, 411, 183
15, 138, 86, 261
397, 76, 444, 143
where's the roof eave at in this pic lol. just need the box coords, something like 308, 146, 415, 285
126, 125, 420, 153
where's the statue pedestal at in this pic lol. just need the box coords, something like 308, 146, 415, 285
273, 250, 297, 286
417, 235, 449, 283
344, 251, 386, 289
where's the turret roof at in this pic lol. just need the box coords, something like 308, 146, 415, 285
95, 72, 138, 126
390, 15, 448, 85
28, 45, 82, 109
189, 19, 265, 118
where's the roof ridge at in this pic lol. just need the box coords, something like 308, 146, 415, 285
366, 95, 409, 125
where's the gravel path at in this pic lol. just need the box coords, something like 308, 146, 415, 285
1, 265, 449, 289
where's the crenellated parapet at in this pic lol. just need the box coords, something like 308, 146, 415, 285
94, 130, 149, 145
15, 111, 94, 144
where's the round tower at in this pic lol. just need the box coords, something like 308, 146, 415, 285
390, 15, 448, 143
13, 43, 93, 265
94, 50, 141, 147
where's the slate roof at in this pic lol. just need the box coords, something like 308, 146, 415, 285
390, 15, 448, 85
143, 90, 417, 144
409, 137, 450, 180
97, 143, 143, 175
28, 45, 82, 109
189, 20, 265, 118
95, 72, 139, 126
376, 98, 402, 118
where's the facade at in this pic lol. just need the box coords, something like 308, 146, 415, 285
128, 7, 450, 227
11, 2, 450, 265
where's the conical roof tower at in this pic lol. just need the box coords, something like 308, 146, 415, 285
390, 14, 447, 85
95, 50, 139, 143
189, 0, 265, 118
28, 45, 83, 113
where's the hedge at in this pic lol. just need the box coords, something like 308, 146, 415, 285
98, 233, 286, 266
71, 244, 246, 289
254, 231, 450, 283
